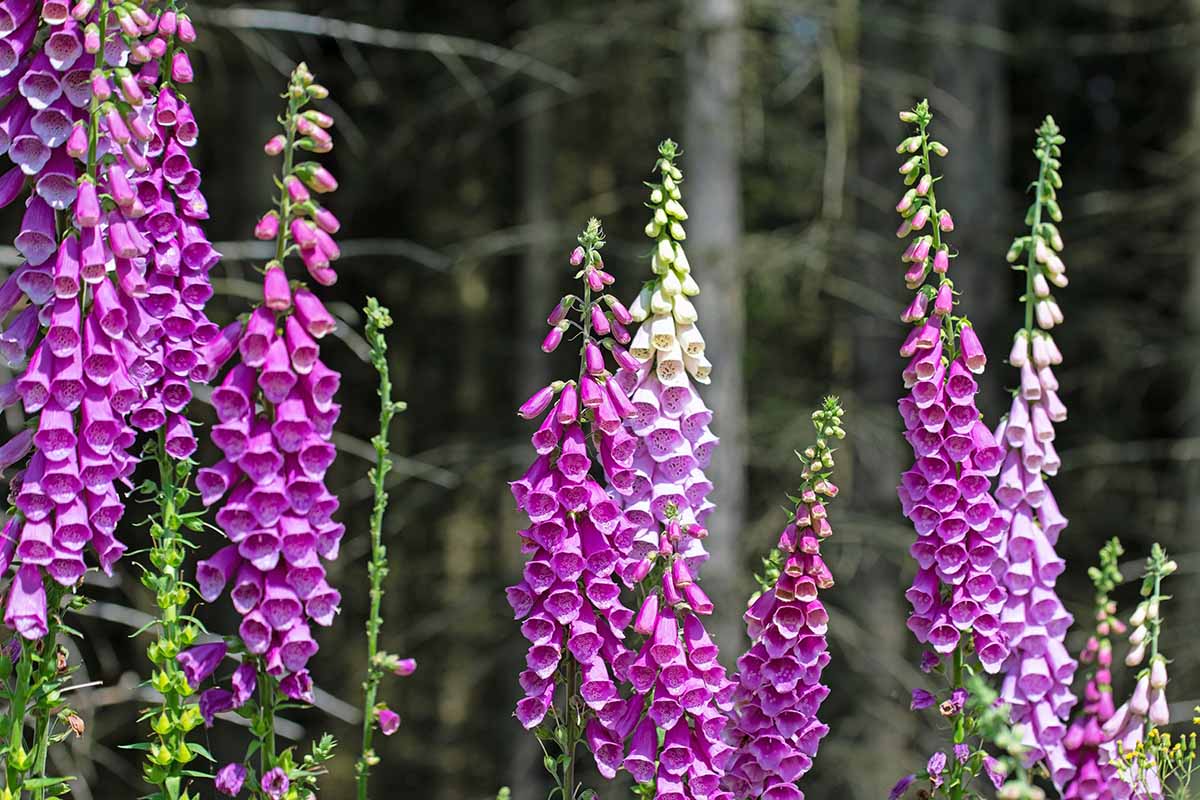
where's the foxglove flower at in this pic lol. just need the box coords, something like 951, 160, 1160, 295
195, 62, 342, 683
723, 398, 845, 800
893, 101, 1009, 673
0, 0, 218, 639
995, 116, 1078, 788
215, 763, 247, 797
1063, 540, 1125, 800
511, 218, 735, 800
614, 139, 716, 576
594, 142, 736, 798
508, 220, 638, 734
1097, 546, 1174, 800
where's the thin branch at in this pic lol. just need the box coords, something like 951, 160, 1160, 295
226, 27, 370, 154
194, 7, 579, 93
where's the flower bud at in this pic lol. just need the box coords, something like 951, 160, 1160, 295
171, 51, 194, 84
518, 384, 556, 419
540, 324, 565, 354
264, 135, 286, 156
1128, 625, 1147, 647
932, 247, 949, 274
1150, 656, 1167, 689
178, 14, 197, 42
590, 305, 610, 336
66, 124, 88, 159
1149, 688, 1169, 726
254, 211, 280, 241
584, 341, 604, 375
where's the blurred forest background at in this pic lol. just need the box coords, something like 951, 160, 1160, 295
8, 0, 1198, 798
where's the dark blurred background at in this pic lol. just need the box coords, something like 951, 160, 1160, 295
31, 0, 1200, 798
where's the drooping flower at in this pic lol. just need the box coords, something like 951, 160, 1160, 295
3, 564, 48, 640
376, 707, 401, 735
176, 641, 228, 688
911, 688, 937, 710
890, 774, 916, 800
215, 762, 247, 797
723, 399, 845, 800
893, 101, 1009, 674
260, 767, 290, 800
994, 116, 1078, 788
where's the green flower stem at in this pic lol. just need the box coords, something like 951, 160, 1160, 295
355, 300, 405, 800
258, 663, 278, 778
553, 221, 607, 800
561, 663, 578, 800
911, 106, 969, 800
30, 712, 51, 800
6, 632, 33, 790
251, 66, 313, 789
141, 434, 202, 798
1140, 544, 1174, 738
12, 587, 68, 799
1023, 147, 1050, 337
273, 106, 300, 266
914, 114, 956, 361
85, 0, 110, 177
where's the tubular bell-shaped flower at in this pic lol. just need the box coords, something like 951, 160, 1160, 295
192, 62, 342, 797
723, 398, 846, 800
995, 115, 1078, 788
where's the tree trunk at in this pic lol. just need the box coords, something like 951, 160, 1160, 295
518, 88, 557, 399
507, 80, 557, 799
685, 0, 745, 661
848, 0, 923, 793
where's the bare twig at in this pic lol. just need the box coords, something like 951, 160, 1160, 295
194, 7, 579, 93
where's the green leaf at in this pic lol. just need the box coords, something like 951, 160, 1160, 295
22, 777, 75, 790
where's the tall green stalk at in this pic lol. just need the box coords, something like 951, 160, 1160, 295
140, 434, 205, 799
355, 298, 407, 800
